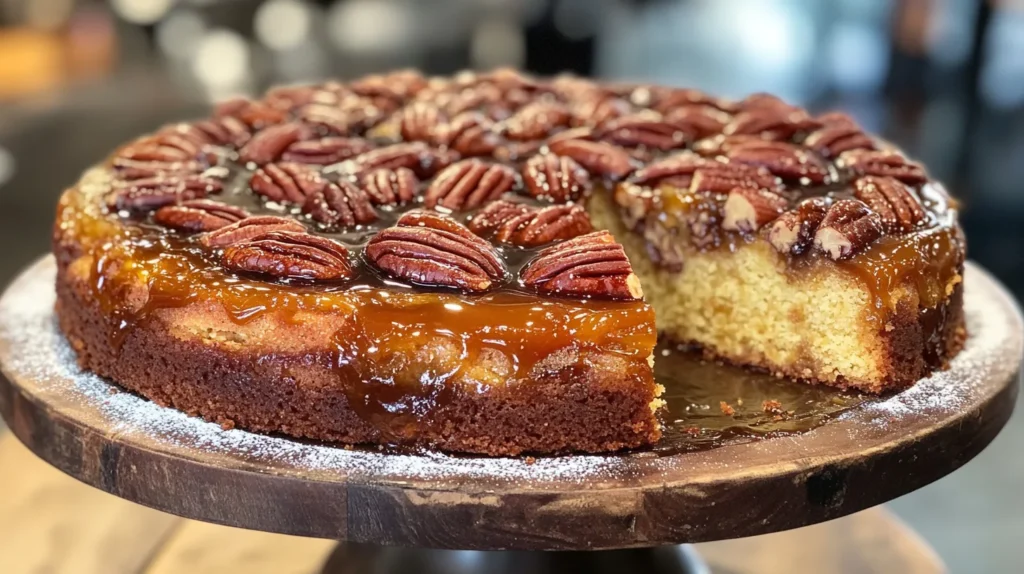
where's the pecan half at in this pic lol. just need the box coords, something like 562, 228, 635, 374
337, 142, 445, 178
214, 98, 288, 129
295, 104, 367, 137
470, 200, 593, 247
280, 137, 374, 165
571, 95, 631, 127
361, 167, 419, 206
724, 140, 830, 183
522, 153, 591, 203
837, 149, 928, 185
766, 197, 831, 256
109, 173, 224, 212
724, 100, 821, 140
650, 87, 735, 114
112, 158, 204, 180
435, 112, 502, 156
193, 116, 253, 148
350, 69, 426, 103
365, 211, 505, 292
548, 138, 635, 181
221, 231, 352, 281
721, 186, 789, 233
303, 180, 378, 227
424, 159, 517, 211
853, 175, 927, 232
595, 112, 693, 150
154, 200, 249, 232
689, 163, 782, 194
521, 231, 643, 300
238, 122, 309, 165
200, 215, 305, 248
630, 152, 714, 187
813, 199, 884, 261
803, 112, 876, 158
250, 162, 325, 204
502, 101, 572, 141
118, 133, 203, 163
663, 105, 732, 139
397, 102, 445, 142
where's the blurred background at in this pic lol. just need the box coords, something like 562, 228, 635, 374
0, 0, 1021, 572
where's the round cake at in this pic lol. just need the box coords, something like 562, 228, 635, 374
52, 68, 966, 455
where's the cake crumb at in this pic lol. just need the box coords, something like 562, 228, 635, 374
719, 401, 735, 416
524, 456, 536, 465
685, 426, 701, 436
220, 420, 236, 431
762, 399, 784, 414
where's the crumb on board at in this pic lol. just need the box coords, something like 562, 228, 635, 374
762, 399, 784, 414
719, 401, 735, 416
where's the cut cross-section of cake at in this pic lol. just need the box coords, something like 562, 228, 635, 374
52, 69, 965, 455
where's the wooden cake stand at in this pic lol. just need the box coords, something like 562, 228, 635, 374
0, 257, 1020, 573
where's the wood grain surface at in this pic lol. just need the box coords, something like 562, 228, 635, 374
0, 433, 944, 573
0, 257, 1019, 551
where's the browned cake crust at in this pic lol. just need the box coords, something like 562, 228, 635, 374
55, 265, 659, 454
51, 68, 966, 455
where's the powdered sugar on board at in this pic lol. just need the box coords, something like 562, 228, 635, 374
1, 257, 1020, 486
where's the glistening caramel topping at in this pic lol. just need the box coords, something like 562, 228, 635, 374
90, 68, 962, 316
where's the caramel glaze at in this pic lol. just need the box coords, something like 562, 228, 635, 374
57, 166, 657, 441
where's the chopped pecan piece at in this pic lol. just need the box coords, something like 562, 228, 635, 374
595, 111, 693, 150
837, 149, 928, 185
221, 231, 353, 281
813, 199, 884, 261
853, 176, 927, 232
502, 101, 572, 141
280, 137, 374, 165
766, 197, 831, 256
424, 159, 517, 211
721, 187, 789, 233
200, 215, 306, 248
522, 153, 591, 202
109, 172, 224, 212
303, 180, 378, 227
154, 200, 249, 232
361, 167, 419, 206
724, 139, 830, 183
469, 200, 593, 247
238, 122, 309, 165
521, 231, 643, 300
397, 102, 445, 142
435, 112, 502, 156
365, 211, 505, 292
250, 162, 325, 204
548, 138, 635, 181
803, 112, 876, 158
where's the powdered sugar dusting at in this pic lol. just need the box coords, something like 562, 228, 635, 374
0, 259, 634, 484
2, 258, 1019, 486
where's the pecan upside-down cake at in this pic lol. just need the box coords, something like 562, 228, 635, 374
53, 69, 965, 455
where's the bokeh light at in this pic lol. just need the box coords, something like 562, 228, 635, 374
110, 0, 174, 25
255, 0, 314, 51
191, 29, 252, 91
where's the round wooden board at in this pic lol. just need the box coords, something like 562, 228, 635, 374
0, 257, 1020, 551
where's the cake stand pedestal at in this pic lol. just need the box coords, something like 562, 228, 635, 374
0, 258, 1020, 573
